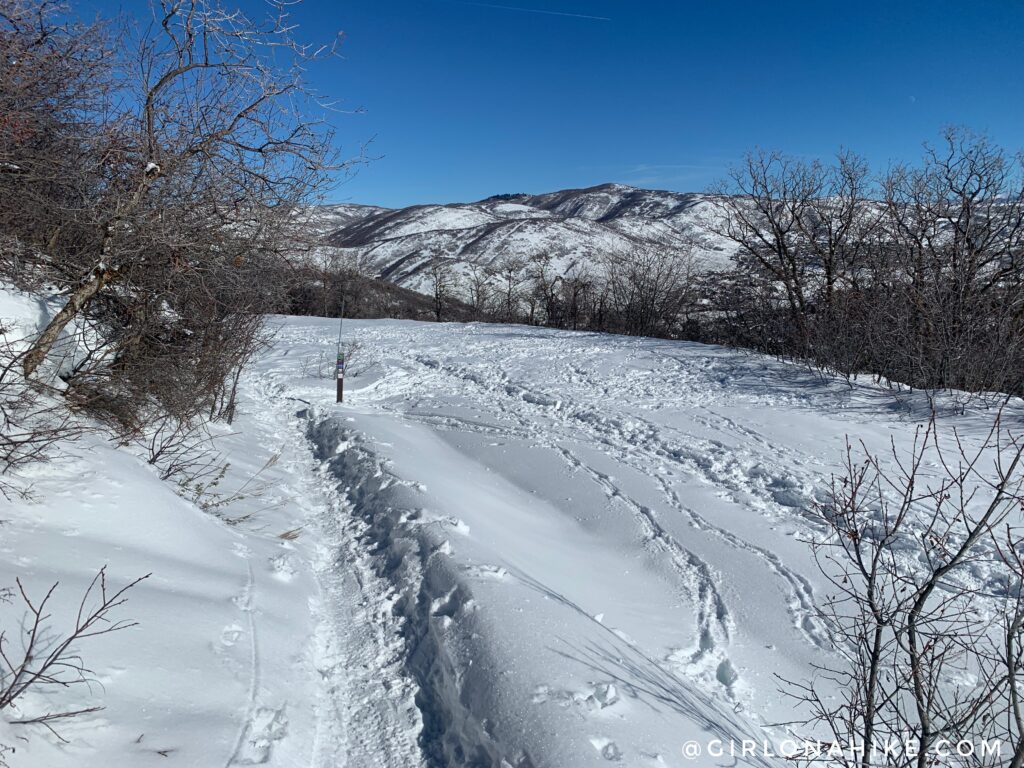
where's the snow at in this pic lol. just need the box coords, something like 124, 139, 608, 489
378, 205, 497, 239
481, 202, 553, 219
0, 289, 423, 767
4, 290, 1020, 766
0, 401, 424, 766
313, 184, 738, 300
245, 317, 1018, 766
0, 285, 42, 348
299, 203, 392, 231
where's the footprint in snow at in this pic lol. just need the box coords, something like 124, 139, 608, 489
589, 737, 623, 761
433, 540, 453, 556
220, 624, 244, 647
437, 516, 470, 536
463, 563, 508, 581
269, 553, 296, 582
233, 706, 288, 765
532, 682, 619, 711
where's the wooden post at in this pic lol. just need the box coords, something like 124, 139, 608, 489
336, 292, 346, 403
336, 351, 344, 403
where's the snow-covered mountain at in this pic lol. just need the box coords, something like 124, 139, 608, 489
316, 184, 735, 294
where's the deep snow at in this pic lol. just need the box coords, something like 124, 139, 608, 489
248, 317, 1017, 767
0, 293, 422, 767
3, 304, 1019, 767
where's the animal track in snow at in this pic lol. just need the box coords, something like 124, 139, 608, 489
220, 624, 244, 648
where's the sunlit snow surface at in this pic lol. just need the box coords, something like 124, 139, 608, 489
3, 304, 1019, 767
251, 317, 1018, 767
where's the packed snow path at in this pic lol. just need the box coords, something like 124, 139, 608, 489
1, 287, 428, 767
248, 318, 1010, 768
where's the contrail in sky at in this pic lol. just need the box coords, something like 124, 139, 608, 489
447, 1, 611, 21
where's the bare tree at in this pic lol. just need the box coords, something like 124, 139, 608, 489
0, 325, 80, 500
528, 253, 562, 327
703, 132, 1024, 398
560, 262, 594, 331
427, 258, 457, 322
708, 150, 821, 348
602, 244, 694, 337
465, 261, 493, 318
491, 255, 527, 323
878, 129, 1024, 394
1, 0, 341, 433
796, 150, 878, 308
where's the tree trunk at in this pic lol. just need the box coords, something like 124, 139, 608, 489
22, 269, 111, 378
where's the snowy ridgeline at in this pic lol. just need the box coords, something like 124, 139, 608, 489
2, 298, 1022, 767
306, 183, 736, 296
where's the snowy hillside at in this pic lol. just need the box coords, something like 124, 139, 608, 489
244, 318, 1016, 766
315, 184, 737, 294
4, 296, 1019, 766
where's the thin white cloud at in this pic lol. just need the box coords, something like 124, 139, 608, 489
447, 1, 611, 21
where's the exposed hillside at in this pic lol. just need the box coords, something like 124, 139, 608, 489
315, 184, 735, 295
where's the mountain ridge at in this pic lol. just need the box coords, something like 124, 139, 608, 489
310, 183, 733, 295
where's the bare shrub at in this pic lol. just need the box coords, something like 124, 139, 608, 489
601, 243, 695, 337
179, 452, 279, 521
136, 415, 280, 520
491, 255, 528, 323
784, 413, 1024, 766
300, 350, 334, 380
301, 340, 367, 380
428, 259, 458, 322
138, 414, 222, 482
465, 262, 493, 317
0, 568, 148, 744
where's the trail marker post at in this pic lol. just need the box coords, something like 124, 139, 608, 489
336, 350, 344, 403
335, 296, 345, 404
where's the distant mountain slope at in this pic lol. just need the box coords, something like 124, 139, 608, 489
314, 183, 735, 295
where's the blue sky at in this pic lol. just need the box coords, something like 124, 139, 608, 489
189, 2, 1024, 206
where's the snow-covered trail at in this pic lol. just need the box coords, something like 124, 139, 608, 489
238, 374, 426, 768
247, 317, 1013, 767
2, 283, 429, 768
